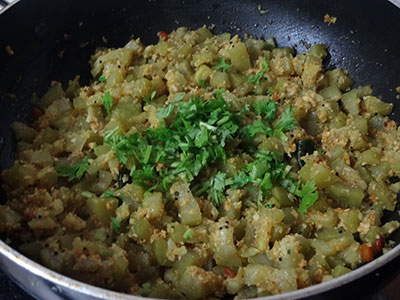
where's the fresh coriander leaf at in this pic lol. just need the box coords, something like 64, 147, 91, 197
157, 104, 175, 119
252, 99, 277, 122
296, 180, 319, 213
246, 71, 263, 85
260, 172, 273, 192
169, 93, 186, 103
212, 57, 232, 72
275, 105, 297, 131
183, 228, 194, 240
141, 282, 152, 296
267, 87, 275, 95
205, 172, 227, 207
104, 190, 114, 197
143, 91, 156, 105
110, 217, 120, 233
246, 58, 270, 85
104, 127, 134, 164
257, 189, 264, 207
102, 92, 113, 116
199, 79, 206, 88
143, 145, 152, 164
261, 58, 270, 72
226, 171, 250, 189
274, 105, 297, 140
245, 120, 274, 139
99, 76, 106, 82
56, 155, 89, 181
214, 88, 226, 101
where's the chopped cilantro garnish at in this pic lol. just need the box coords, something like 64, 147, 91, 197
103, 91, 297, 207
274, 105, 297, 140
210, 150, 291, 207
204, 172, 227, 207
199, 79, 207, 88
245, 120, 274, 139
55, 155, 89, 181
169, 93, 186, 103
102, 92, 113, 116
105, 95, 240, 190
141, 282, 152, 296
267, 87, 275, 95
296, 180, 319, 213
110, 217, 120, 233
212, 57, 232, 72
99, 76, 106, 82
143, 90, 157, 105
104, 127, 131, 164
104, 190, 114, 197
252, 99, 277, 122
157, 104, 175, 119
246, 58, 270, 85
183, 228, 194, 240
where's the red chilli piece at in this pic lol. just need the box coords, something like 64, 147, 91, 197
360, 243, 374, 263
32, 107, 44, 120
157, 31, 169, 41
271, 92, 279, 102
222, 267, 236, 278
373, 236, 385, 252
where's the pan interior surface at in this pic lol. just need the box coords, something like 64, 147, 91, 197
0, 0, 400, 300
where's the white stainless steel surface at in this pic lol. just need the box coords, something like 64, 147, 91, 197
389, 0, 400, 8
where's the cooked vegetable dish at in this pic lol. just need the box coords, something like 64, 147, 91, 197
1, 26, 399, 299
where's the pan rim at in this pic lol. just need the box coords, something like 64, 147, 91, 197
0, 238, 399, 300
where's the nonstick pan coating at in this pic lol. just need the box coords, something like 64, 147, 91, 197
0, 0, 400, 299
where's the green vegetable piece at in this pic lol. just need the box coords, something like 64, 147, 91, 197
326, 182, 365, 208
230, 42, 251, 71
82, 191, 95, 198
98, 76, 106, 82
55, 155, 89, 181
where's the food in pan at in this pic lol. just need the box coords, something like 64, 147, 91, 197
1, 26, 399, 299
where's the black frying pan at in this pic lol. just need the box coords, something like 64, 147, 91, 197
0, 0, 400, 299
